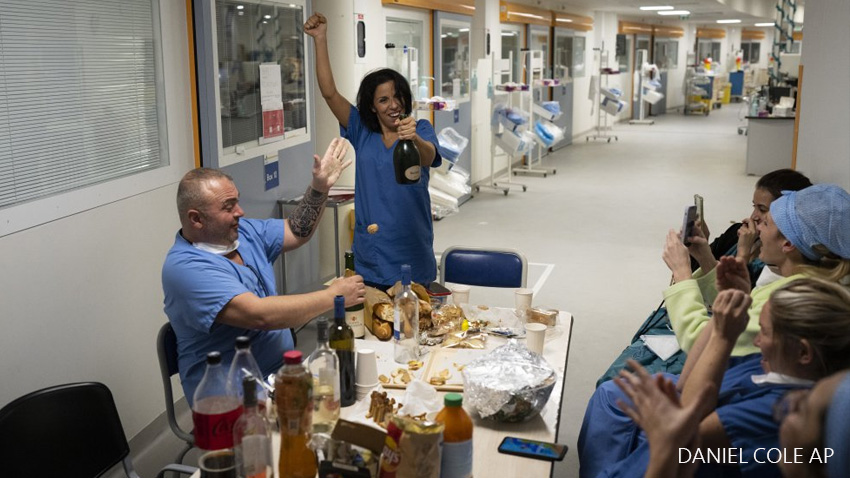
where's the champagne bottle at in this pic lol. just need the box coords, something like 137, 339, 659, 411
344, 251, 365, 338
393, 264, 420, 363
393, 114, 421, 185
329, 295, 356, 407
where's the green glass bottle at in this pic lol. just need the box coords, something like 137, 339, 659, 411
344, 251, 365, 338
329, 295, 356, 407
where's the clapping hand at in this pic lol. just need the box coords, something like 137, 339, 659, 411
615, 359, 715, 478
396, 114, 417, 141
311, 137, 352, 193
716, 256, 751, 294
711, 289, 752, 342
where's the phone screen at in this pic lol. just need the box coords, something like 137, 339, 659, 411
498, 437, 568, 461
680, 205, 697, 246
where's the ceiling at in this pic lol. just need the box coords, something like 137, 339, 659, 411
526, 0, 804, 27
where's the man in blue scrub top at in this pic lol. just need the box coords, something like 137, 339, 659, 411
162, 138, 366, 405
306, 12, 442, 289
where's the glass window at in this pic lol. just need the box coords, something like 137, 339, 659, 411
653, 39, 678, 69
554, 34, 572, 79
616, 34, 632, 73
697, 40, 721, 63
501, 28, 521, 83
572, 36, 586, 78
742, 42, 761, 64
386, 17, 423, 86
0, 0, 167, 211
215, 0, 307, 152
440, 22, 470, 99
528, 27, 550, 79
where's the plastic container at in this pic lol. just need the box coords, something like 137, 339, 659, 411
435, 393, 473, 478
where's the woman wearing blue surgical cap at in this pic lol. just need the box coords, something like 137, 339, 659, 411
580, 184, 850, 478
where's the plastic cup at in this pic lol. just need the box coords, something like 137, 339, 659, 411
525, 323, 547, 355
199, 449, 236, 478
355, 348, 378, 387
356, 383, 378, 402
515, 288, 533, 317
451, 284, 471, 305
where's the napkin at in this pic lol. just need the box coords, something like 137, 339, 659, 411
398, 380, 442, 421
640, 335, 681, 361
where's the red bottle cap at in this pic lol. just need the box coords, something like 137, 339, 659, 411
283, 350, 303, 364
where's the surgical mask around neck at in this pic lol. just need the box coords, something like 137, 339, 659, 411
192, 240, 239, 255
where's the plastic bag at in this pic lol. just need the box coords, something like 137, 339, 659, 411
436, 127, 469, 162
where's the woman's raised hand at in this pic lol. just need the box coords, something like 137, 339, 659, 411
304, 12, 327, 39
711, 289, 752, 342
716, 255, 751, 294
662, 229, 693, 283
736, 218, 760, 263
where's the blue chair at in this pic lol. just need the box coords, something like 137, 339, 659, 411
0, 381, 197, 478
157, 322, 195, 464
439, 246, 528, 288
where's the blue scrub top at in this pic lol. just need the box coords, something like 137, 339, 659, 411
162, 218, 293, 405
341, 105, 442, 286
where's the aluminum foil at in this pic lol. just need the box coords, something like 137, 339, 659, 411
461, 340, 556, 422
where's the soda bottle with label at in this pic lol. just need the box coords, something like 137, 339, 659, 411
226, 336, 268, 413
193, 351, 243, 451
435, 393, 473, 478
275, 350, 316, 478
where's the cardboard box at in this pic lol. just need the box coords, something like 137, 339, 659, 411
331, 419, 387, 454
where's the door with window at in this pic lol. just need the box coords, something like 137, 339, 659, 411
551, 28, 577, 149
434, 11, 472, 172
386, 7, 431, 107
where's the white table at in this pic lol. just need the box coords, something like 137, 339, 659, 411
192, 308, 573, 477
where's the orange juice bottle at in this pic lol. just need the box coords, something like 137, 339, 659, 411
435, 393, 473, 478
275, 350, 317, 478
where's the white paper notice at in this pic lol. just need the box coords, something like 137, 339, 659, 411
259, 63, 282, 108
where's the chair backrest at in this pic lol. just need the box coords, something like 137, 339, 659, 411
157, 322, 195, 445
440, 246, 528, 288
0, 382, 131, 478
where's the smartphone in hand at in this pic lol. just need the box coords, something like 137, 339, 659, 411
694, 194, 704, 222
498, 436, 568, 461
680, 205, 698, 246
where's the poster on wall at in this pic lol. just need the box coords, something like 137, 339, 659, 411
259, 63, 284, 142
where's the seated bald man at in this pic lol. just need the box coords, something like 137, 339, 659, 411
162, 138, 365, 404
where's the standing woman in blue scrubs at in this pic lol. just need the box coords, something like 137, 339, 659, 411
305, 12, 442, 289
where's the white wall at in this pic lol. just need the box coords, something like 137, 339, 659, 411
0, 1, 194, 438
795, 0, 850, 189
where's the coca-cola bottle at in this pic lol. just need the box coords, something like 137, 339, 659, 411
193, 351, 243, 450
393, 114, 421, 185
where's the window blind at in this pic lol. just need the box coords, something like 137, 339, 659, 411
0, 0, 166, 209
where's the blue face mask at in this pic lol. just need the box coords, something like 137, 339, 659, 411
192, 240, 239, 255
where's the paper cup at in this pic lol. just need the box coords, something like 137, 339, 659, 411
356, 348, 378, 386
525, 323, 547, 355
515, 288, 533, 317
451, 284, 471, 305
356, 383, 378, 401
199, 449, 236, 478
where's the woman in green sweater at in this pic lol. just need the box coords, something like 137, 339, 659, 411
661, 183, 850, 356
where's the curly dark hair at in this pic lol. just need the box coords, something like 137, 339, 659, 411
356, 68, 412, 133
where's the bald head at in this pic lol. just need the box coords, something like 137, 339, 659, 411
176, 168, 235, 221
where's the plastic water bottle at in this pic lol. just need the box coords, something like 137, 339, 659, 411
193, 352, 243, 451
393, 264, 420, 363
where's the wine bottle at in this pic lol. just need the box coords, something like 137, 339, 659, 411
306, 318, 341, 434
344, 251, 365, 338
393, 114, 421, 185
329, 295, 356, 407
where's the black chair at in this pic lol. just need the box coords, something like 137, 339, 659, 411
440, 245, 528, 288
157, 322, 195, 463
0, 381, 197, 478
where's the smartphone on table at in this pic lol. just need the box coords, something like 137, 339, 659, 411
498, 436, 568, 461
680, 205, 698, 246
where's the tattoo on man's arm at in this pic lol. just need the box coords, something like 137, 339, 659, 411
289, 186, 327, 238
